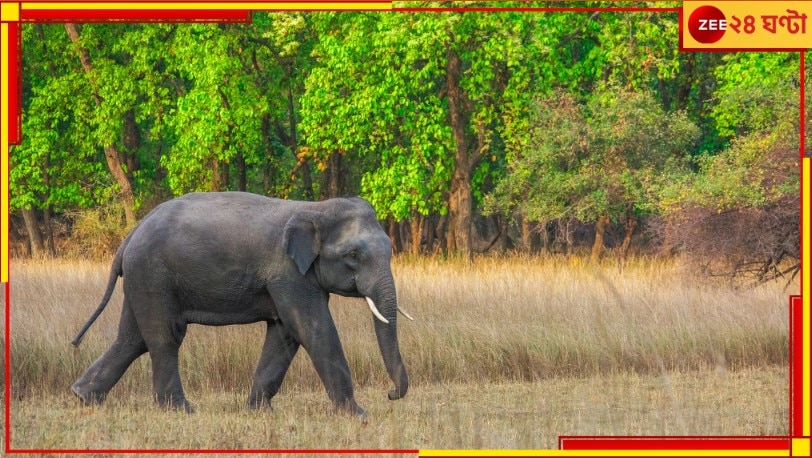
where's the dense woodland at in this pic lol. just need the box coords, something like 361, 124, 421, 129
11, 7, 805, 282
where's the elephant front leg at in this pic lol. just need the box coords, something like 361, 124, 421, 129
273, 290, 365, 416
248, 321, 300, 409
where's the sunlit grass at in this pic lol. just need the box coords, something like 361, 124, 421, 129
4, 255, 790, 450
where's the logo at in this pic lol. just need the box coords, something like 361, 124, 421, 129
688, 5, 727, 44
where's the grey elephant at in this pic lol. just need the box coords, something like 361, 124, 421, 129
71, 192, 410, 416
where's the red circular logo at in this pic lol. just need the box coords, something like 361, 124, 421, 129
688, 6, 727, 44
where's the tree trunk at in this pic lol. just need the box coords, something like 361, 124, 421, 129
521, 214, 532, 253
399, 220, 410, 253
445, 217, 456, 253
591, 215, 610, 264
210, 159, 223, 192
297, 161, 315, 200
261, 114, 274, 195
495, 215, 509, 252
329, 150, 343, 198
236, 152, 247, 192
263, 162, 272, 195
445, 48, 473, 261
122, 109, 141, 183
42, 207, 57, 257
675, 53, 695, 111
65, 23, 137, 227
22, 209, 45, 258
410, 213, 424, 256
222, 161, 230, 190
286, 78, 315, 200
424, 215, 435, 254
388, 217, 402, 254
619, 213, 638, 261
436, 214, 448, 256
41, 146, 57, 256
103, 146, 137, 226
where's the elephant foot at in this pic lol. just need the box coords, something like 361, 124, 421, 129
71, 382, 107, 405
155, 394, 196, 413
165, 400, 195, 414
247, 396, 274, 411
335, 399, 367, 418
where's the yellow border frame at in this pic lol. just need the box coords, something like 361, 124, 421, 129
0, 3, 809, 457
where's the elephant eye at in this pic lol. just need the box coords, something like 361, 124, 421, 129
344, 249, 360, 262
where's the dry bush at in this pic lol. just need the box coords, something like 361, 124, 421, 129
654, 194, 799, 286
62, 204, 132, 260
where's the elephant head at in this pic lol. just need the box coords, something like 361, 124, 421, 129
282, 198, 409, 401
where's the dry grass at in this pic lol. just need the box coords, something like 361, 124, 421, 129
2, 255, 790, 451
8, 367, 788, 452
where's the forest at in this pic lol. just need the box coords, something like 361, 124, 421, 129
11, 7, 804, 282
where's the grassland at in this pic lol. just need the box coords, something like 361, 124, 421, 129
3, 256, 791, 452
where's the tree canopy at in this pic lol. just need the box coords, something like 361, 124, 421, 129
11, 10, 803, 276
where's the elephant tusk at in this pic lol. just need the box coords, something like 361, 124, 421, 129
398, 307, 415, 321
365, 297, 389, 324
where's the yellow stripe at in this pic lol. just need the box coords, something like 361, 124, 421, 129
1, 23, 9, 284
804, 157, 811, 437
22, 2, 391, 10
419, 450, 789, 457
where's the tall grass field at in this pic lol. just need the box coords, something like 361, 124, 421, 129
3, 256, 790, 452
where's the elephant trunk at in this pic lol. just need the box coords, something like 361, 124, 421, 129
366, 277, 408, 401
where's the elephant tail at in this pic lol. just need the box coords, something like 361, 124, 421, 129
70, 232, 130, 346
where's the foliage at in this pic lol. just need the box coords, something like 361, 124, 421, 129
487, 87, 699, 225
12, 25, 115, 213
654, 52, 801, 282
711, 53, 799, 140
11, 15, 802, 263
301, 13, 454, 219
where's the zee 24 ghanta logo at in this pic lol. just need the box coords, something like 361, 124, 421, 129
688, 5, 807, 44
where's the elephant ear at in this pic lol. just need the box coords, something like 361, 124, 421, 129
283, 210, 323, 275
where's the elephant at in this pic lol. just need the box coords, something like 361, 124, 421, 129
70, 192, 410, 416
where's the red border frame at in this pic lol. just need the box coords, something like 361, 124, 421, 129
21, 9, 254, 22
792, 296, 804, 438
4, 22, 20, 145
2, 2, 805, 455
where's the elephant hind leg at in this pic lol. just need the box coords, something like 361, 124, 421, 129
248, 321, 300, 410
72, 302, 148, 405
129, 293, 194, 413
144, 320, 193, 413
149, 346, 193, 413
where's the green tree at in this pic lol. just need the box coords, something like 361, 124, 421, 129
488, 87, 699, 261
161, 24, 266, 194
12, 24, 123, 255
301, 13, 454, 253
655, 52, 801, 282
301, 11, 581, 256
